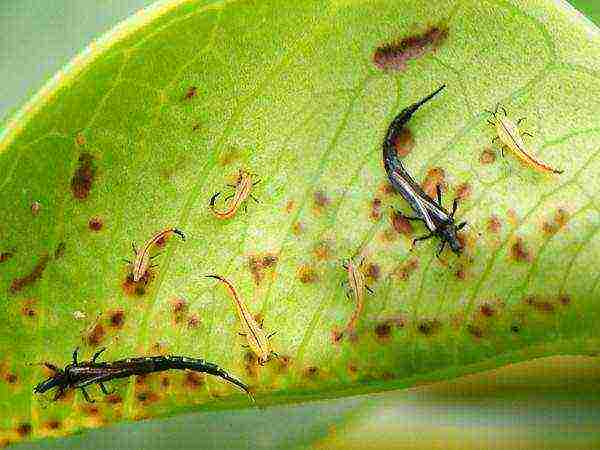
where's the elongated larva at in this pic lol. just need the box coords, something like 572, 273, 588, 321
206, 274, 277, 365
487, 105, 563, 175
128, 228, 186, 282
209, 170, 259, 219
341, 260, 373, 336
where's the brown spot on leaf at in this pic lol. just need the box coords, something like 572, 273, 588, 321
9, 254, 49, 294
109, 310, 125, 328
370, 198, 383, 221
480, 148, 496, 164
160, 376, 170, 388
75, 133, 86, 146
466, 323, 484, 338
31, 201, 41, 215
106, 393, 122, 404
275, 355, 291, 374
187, 314, 200, 329
380, 182, 396, 196
0, 439, 10, 448
558, 294, 571, 306
137, 391, 159, 404
391, 210, 413, 235
542, 208, 569, 235
54, 242, 66, 259
480, 303, 495, 317
416, 318, 441, 336
184, 371, 204, 389
313, 190, 331, 209
298, 264, 318, 284
313, 241, 332, 260
392, 127, 414, 157
87, 323, 105, 346
285, 200, 295, 213
421, 167, 446, 199
510, 237, 531, 263
21, 299, 37, 318
0, 252, 13, 264
374, 321, 392, 340
183, 86, 197, 100
4, 373, 17, 384
373, 25, 449, 71
292, 222, 304, 235
16, 423, 32, 437
454, 183, 471, 201
218, 147, 242, 166
488, 215, 501, 233
366, 263, 380, 281
248, 254, 278, 285
507, 209, 519, 227
45, 420, 61, 430
171, 298, 188, 324
71, 153, 96, 200
303, 366, 319, 379
331, 329, 344, 344
395, 258, 419, 280
524, 295, 555, 313
455, 264, 467, 280
89, 217, 103, 231
244, 351, 258, 377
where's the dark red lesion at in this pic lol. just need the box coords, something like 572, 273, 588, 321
9, 254, 49, 294
71, 153, 96, 200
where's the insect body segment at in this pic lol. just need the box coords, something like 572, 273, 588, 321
487, 104, 563, 175
382, 85, 466, 255
210, 170, 260, 220
34, 348, 253, 403
206, 274, 276, 365
341, 259, 372, 336
127, 228, 186, 282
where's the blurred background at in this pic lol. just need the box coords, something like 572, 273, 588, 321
1, 1, 600, 449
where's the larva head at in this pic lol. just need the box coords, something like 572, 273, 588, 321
439, 221, 467, 255
33, 367, 67, 395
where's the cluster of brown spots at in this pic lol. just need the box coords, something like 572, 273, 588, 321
75, 133, 86, 146
0, 252, 13, 263
373, 25, 449, 71
391, 210, 413, 235
292, 222, 304, 235
510, 237, 532, 263
187, 314, 200, 329
82, 404, 100, 416
303, 366, 319, 379
218, 147, 242, 166
298, 264, 318, 284
480, 302, 495, 317
122, 270, 153, 297
416, 318, 441, 336
487, 215, 501, 233
524, 295, 555, 313
558, 294, 571, 306
285, 200, 295, 213
136, 374, 148, 386
16, 423, 32, 437
106, 393, 122, 404
331, 328, 344, 344
313, 241, 332, 261
455, 263, 467, 281
454, 183, 472, 201
9, 254, 49, 294
313, 190, 331, 209
421, 167, 446, 199
365, 263, 380, 281
45, 420, 61, 431
392, 127, 414, 157
71, 153, 96, 200
184, 371, 204, 389
183, 86, 197, 100
87, 323, 106, 346
3, 372, 17, 384
109, 310, 125, 328
480, 148, 496, 164
275, 355, 291, 374
374, 321, 392, 341
248, 254, 278, 285
370, 198, 383, 221
31, 201, 41, 215
89, 217, 103, 232
137, 391, 159, 404
542, 208, 569, 235
466, 323, 484, 338
170, 298, 188, 324
21, 299, 37, 318
54, 242, 66, 259
395, 258, 419, 280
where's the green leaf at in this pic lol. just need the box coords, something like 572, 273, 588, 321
1, 0, 599, 444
